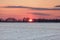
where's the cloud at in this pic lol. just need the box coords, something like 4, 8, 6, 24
31, 12, 51, 16
50, 5, 60, 10
50, 7, 60, 10
30, 7, 60, 10
4, 6, 60, 10
30, 8, 50, 10
52, 5, 60, 10
4, 6, 30, 8
4, 6, 50, 10
55, 5, 60, 7
56, 16, 60, 18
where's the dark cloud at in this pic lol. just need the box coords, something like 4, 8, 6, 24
50, 8, 60, 10
51, 5, 60, 10
30, 7, 60, 10
32, 12, 51, 16
4, 6, 50, 10
30, 8, 50, 10
55, 5, 60, 7
4, 6, 30, 8
4, 6, 60, 10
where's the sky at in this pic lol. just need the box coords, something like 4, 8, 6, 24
0, 0, 60, 8
0, 0, 60, 19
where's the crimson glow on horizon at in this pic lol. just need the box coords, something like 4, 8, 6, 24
0, 8, 60, 19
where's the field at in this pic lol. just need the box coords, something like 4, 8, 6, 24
0, 23, 60, 40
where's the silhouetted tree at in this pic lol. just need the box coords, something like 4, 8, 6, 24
5, 18, 17, 22
0, 17, 60, 22
0, 18, 4, 22
17, 19, 22, 22
23, 17, 29, 22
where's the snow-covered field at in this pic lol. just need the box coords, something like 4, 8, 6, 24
0, 23, 60, 40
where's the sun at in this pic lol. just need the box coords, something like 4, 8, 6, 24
28, 19, 33, 22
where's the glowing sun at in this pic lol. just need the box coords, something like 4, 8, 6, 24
29, 19, 33, 22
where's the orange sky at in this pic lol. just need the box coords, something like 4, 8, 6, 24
0, 0, 60, 19
0, 0, 60, 8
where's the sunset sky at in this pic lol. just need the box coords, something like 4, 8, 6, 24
0, 0, 60, 19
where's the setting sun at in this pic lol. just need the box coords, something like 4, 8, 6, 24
28, 19, 33, 22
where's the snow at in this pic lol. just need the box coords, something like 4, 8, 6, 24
0, 23, 60, 40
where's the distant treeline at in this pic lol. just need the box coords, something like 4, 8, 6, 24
0, 18, 60, 22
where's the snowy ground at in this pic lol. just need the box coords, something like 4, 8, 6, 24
0, 23, 60, 40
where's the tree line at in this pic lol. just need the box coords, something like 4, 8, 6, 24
0, 17, 60, 22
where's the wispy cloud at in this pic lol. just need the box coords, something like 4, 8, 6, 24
4, 6, 60, 10
4, 6, 30, 8
56, 16, 60, 18
31, 12, 51, 16
55, 5, 60, 7
50, 5, 60, 10
30, 8, 50, 10
55, 16, 60, 19
30, 7, 60, 10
